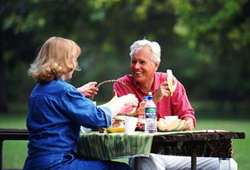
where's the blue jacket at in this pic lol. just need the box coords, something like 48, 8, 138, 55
24, 78, 113, 169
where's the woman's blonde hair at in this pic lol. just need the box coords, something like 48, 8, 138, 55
28, 37, 81, 83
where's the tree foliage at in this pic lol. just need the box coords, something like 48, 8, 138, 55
170, 0, 250, 100
0, 0, 249, 112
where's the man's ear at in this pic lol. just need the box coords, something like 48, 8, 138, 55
154, 62, 160, 71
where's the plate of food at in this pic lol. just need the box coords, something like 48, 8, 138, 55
106, 127, 125, 133
106, 116, 125, 133
157, 118, 187, 132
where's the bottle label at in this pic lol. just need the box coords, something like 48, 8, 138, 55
145, 107, 157, 118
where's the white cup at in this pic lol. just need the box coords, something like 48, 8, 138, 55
125, 116, 138, 134
165, 116, 178, 122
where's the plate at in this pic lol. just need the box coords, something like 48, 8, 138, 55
106, 127, 125, 133
157, 119, 187, 132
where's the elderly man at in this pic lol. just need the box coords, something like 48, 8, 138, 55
113, 39, 237, 170
114, 39, 195, 130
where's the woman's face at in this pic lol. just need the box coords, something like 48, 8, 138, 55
130, 46, 159, 85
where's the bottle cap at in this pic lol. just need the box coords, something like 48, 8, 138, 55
148, 96, 153, 100
148, 92, 153, 100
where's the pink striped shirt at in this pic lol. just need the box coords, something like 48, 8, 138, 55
113, 72, 196, 125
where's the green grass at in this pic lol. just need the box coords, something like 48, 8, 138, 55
0, 114, 27, 169
0, 104, 249, 169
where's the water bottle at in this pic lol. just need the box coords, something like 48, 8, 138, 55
145, 92, 157, 133
219, 158, 231, 170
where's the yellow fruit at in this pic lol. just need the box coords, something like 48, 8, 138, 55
167, 69, 177, 96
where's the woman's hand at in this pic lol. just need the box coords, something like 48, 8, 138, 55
119, 94, 139, 107
183, 117, 195, 131
106, 94, 138, 118
153, 81, 170, 103
77, 82, 99, 98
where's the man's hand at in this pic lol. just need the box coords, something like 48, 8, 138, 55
183, 117, 195, 131
153, 81, 170, 103
77, 82, 99, 98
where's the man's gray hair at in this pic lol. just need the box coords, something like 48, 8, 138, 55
129, 39, 161, 63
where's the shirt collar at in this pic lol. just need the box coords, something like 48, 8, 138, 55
132, 72, 157, 94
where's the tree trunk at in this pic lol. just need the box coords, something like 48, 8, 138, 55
0, 25, 8, 113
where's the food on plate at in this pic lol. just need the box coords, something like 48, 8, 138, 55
106, 116, 125, 133
167, 69, 177, 96
157, 118, 186, 132
111, 116, 125, 128
106, 127, 125, 133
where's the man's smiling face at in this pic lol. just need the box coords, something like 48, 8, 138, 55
130, 46, 159, 85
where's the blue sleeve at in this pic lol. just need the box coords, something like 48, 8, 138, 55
60, 87, 112, 128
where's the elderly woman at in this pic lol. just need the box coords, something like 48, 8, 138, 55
23, 37, 138, 170
113, 39, 237, 170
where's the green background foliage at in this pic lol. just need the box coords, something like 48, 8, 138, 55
0, 0, 249, 103
1, 0, 250, 109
